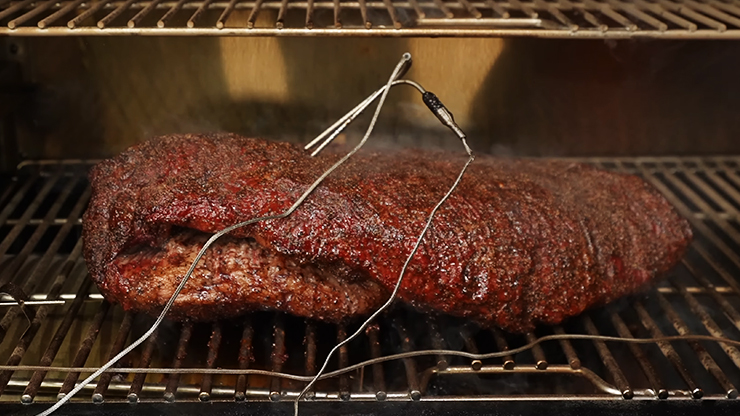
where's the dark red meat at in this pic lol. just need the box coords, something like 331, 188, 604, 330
108, 229, 387, 322
83, 133, 692, 332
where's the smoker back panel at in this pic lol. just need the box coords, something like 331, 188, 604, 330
2, 38, 740, 164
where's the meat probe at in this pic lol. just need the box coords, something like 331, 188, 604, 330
295, 59, 475, 416
34, 51, 467, 416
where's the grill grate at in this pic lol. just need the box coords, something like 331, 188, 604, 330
1, 157, 740, 407
0, 0, 740, 38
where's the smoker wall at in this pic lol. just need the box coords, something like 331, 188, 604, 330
1, 35, 740, 167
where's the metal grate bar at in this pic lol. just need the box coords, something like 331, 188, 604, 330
0, 260, 88, 395
712, 0, 740, 18
382, 0, 403, 28
553, 326, 581, 369
337, 325, 350, 401
609, 0, 668, 30
592, 0, 637, 29
37, 0, 86, 28
510, 0, 539, 16
723, 170, 740, 194
333, 0, 341, 27
394, 320, 421, 401
568, 0, 608, 30
658, 170, 740, 251
7, 0, 57, 29
407, 0, 425, 18
618, 159, 731, 398
126, 328, 159, 403
633, 300, 703, 398
684, 0, 740, 27
0, 171, 63, 279
681, 258, 740, 331
68, 0, 113, 28
57, 301, 112, 398
524, 332, 548, 370
426, 317, 449, 370
199, 322, 222, 401
487, 0, 509, 17
536, 0, 577, 28
357, 0, 370, 27
247, 0, 264, 28
128, 0, 164, 27
638, 168, 740, 280
187, 0, 213, 26
92, 312, 135, 403
164, 322, 194, 402
0, 239, 83, 344
0, 182, 16, 212
268, 314, 286, 401
458, 0, 483, 17
671, 280, 740, 371
608, 308, 668, 399
459, 324, 483, 371
216, 0, 239, 28
1, 185, 89, 309
681, 170, 739, 215
656, 0, 727, 30
276, 0, 289, 28
0, 0, 34, 21
697, 169, 740, 213
0, 175, 80, 287
300, 321, 316, 399
365, 323, 386, 401
19, 278, 92, 402
234, 317, 253, 401
305, 0, 314, 27
158, 0, 188, 26
98, 0, 139, 28
635, 0, 696, 30
654, 290, 739, 398
491, 327, 515, 369
432, 0, 454, 17
582, 315, 632, 398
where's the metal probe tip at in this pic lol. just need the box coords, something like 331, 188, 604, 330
397, 52, 413, 79
421, 91, 470, 153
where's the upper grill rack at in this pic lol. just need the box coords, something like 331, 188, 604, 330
0, 0, 740, 38
1, 156, 740, 407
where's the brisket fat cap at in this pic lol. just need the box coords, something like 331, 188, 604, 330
82, 133, 692, 332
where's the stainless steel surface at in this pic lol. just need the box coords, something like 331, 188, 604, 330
1, 0, 740, 37
1, 156, 740, 404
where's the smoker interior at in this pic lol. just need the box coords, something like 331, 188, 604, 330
2, 10, 740, 414
1, 156, 740, 413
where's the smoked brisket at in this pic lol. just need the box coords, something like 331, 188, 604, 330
82, 133, 692, 332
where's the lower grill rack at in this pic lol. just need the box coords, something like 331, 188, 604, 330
1, 157, 740, 407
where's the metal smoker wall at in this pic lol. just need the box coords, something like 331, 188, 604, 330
1, 37, 740, 163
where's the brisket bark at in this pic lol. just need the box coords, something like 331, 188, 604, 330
83, 133, 692, 332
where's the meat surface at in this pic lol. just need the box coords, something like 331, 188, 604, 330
109, 229, 388, 322
83, 133, 692, 332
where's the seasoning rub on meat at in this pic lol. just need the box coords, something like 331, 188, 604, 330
83, 133, 692, 332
